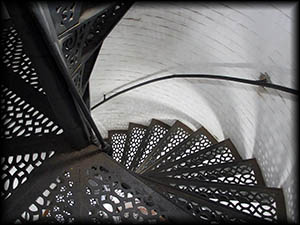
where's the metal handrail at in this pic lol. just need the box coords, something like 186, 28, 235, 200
91, 73, 298, 110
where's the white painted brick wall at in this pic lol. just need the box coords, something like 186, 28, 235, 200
90, 2, 297, 222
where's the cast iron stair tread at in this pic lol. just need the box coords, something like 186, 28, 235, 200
1, 151, 56, 200
6, 146, 196, 223
129, 119, 171, 171
108, 129, 127, 163
148, 158, 265, 186
140, 126, 218, 174
136, 120, 193, 174
120, 123, 148, 169
142, 176, 287, 223
140, 176, 267, 223
144, 139, 242, 175
94, 153, 197, 224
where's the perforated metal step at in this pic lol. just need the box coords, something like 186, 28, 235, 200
4, 148, 195, 223
148, 159, 265, 186
129, 119, 170, 172
120, 123, 147, 169
108, 130, 127, 163
136, 120, 193, 174
141, 126, 218, 174
1, 151, 55, 201
145, 139, 242, 175
1, 20, 45, 94
143, 176, 287, 223
141, 176, 266, 223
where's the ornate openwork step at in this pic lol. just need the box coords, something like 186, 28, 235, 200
144, 139, 242, 175
129, 119, 170, 172
141, 126, 218, 174
136, 120, 193, 174
108, 130, 127, 163
143, 176, 287, 223
1, 151, 55, 201
148, 159, 265, 186
1, 20, 45, 94
3, 147, 195, 224
141, 176, 267, 223
120, 123, 147, 169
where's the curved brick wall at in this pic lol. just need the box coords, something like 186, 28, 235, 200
90, 2, 297, 222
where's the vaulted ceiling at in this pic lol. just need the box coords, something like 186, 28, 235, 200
89, 2, 297, 222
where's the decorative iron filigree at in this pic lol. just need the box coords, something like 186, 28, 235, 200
61, 22, 89, 73
137, 121, 192, 173
1, 151, 55, 200
1, 22, 45, 94
0, 86, 63, 139
48, 2, 81, 35
130, 122, 170, 171
144, 127, 217, 174
153, 140, 241, 174
141, 179, 262, 223
109, 131, 127, 163
10, 151, 192, 223
157, 160, 265, 186
82, 2, 128, 55
84, 164, 168, 223
122, 125, 147, 169
151, 177, 285, 222
15, 169, 76, 223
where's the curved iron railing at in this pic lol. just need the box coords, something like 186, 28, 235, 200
91, 73, 298, 110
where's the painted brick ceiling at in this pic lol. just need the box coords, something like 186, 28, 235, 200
89, 2, 297, 222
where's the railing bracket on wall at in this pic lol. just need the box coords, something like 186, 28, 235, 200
259, 72, 272, 84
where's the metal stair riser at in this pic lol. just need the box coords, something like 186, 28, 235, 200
144, 176, 287, 223
129, 120, 170, 171
136, 121, 193, 174
121, 124, 147, 169
108, 130, 127, 163
141, 127, 218, 174
145, 139, 242, 175
148, 159, 265, 186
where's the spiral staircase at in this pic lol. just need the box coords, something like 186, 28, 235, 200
0, 1, 292, 224
103, 119, 287, 223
